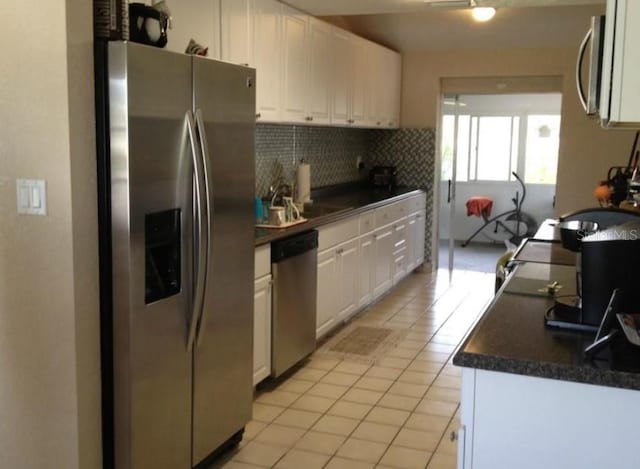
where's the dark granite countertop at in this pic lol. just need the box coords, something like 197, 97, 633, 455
453, 260, 640, 391
255, 186, 424, 246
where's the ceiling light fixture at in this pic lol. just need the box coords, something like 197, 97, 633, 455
472, 7, 496, 22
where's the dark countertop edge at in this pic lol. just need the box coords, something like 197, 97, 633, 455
254, 188, 425, 246
452, 351, 640, 391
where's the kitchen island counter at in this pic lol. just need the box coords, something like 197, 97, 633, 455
255, 186, 424, 246
453, 261, 640, 391
453, 257, 640, 469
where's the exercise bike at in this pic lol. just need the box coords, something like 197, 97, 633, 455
461, 172, 537, 247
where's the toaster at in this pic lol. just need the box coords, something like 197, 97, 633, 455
369, 166, 397, 189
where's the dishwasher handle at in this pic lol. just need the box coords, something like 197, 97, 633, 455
271, 230, 318, 263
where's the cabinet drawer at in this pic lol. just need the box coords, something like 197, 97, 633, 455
393, 199, 410, 220
359, 211, 375, 234
393, 220, 407, 250
408, 193, 427, 213
255, 244, 271, 279
375, 204, 395, 228
318, 216, 359, 251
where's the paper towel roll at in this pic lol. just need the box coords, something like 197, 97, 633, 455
296, 163, 311, 204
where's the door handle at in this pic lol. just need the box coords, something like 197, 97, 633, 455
576, 27, 592, 113
185, 111, 207, 352
194, 109, 213, 347
447, 179, 452, 203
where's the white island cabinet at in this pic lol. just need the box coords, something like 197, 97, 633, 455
253, 244, 272, 386
457, 368, 640, 469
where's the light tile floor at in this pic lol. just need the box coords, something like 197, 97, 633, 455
209, 268, 494, 469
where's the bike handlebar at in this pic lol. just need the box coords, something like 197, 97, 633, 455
511, 172, 526, 209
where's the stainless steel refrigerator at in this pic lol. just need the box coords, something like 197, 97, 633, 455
97, 41, 255, 468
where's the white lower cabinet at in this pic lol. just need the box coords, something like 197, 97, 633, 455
414, 210, 426, 266
316, 247, 338, 339
315, 193, 427, 339
253, 274, 272, 386
358, 232, 375, 308
459, 367, 640, 469
316, 237, 359, 339
406, 209, 426, 272
373, 224, 394, 300
254, 244, 272, 386
336, 238, 359, 321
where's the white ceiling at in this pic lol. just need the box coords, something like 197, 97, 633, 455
282, 0, 604, 16
281, 0, 605, 52
319, 4, 605, 51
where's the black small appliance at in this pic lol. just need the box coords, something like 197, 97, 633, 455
129, 3, 168, 48
369, 166, 397, 190
581, 221, 640, 325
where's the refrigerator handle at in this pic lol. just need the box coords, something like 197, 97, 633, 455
194, 108, 213, 346
186, 111, 208, 352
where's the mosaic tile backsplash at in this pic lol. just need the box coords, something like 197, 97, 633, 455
255, 124, 436, 264
368, 128, 437, 264
255, 124, 369, 197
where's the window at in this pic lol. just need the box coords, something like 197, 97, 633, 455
441, 111, 560, 185
524, 115, 561, 184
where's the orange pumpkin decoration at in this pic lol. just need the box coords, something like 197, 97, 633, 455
594, 183, 612, 202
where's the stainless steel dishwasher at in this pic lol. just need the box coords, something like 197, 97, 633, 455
271, 230, 318, 377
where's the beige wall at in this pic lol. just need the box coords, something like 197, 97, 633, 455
0, 1, 101, 467
401, 47, 636, 215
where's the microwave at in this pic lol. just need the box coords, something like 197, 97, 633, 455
578, 2, 640, 129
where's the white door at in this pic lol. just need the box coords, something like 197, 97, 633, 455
220, 0, 253, 66
166, 0, 221, 59
280, 6, 308, 123
373, 226, 394, 299
331, 28, 351, 125
358, 233, 375, 308
406, 214, 417, 272
349, 34, 368, 126
415, 211, 426, 266
307, 18, 332, 125
336, 239, 359, 321
253, 0, 282, 121
316, 248, 337, 338
253, 275, 272, 385
439, 94, 463, 275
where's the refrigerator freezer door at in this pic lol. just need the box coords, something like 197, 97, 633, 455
191, 58, 256, 465
109, 41, 194, 469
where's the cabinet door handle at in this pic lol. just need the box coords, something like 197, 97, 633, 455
450, 430, 458, 442
389, 121, 394, 126
305, 116, 314, 122
241, 63, 249, 67
256, 113, 262, 119
376, 121, 381, 126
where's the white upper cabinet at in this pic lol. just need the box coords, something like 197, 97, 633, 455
253, 0, 282, 121
221, 0, 401, 128
221, 0, 253, 66
166, 0, 221, 59
306, 18, 333, 125
367, 43, 401, 128
600, 0, 640, 127
331, 29, 370, 127
221, 0, 282, 122
280, 14, 332, 124
331, 28, 351, 125
280, 5, 308, 122
349, 35, 368, 126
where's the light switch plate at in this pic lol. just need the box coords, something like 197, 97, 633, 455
16, 179, 47, 215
